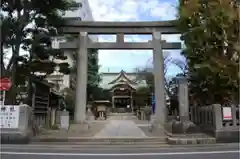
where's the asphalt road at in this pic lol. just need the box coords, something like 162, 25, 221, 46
1, 143, 239, 159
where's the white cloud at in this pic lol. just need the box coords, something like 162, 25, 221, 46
140, 0, 160, 12
89, 0, 178, 22
150, 2, 177, 20
88, 0, 182, 73
89, 0, 139, 21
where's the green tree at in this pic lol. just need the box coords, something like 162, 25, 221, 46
59, 48, 102, 115
135, 86, 151, 106
177, 0, 239, 105
87, 49, 102, 101
71, 48, 102, 101
1, 0, 78, 104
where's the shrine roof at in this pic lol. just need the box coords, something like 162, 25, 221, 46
99, 70, 147, 89
108, 70, 137, 84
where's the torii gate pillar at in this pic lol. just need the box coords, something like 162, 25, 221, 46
152, 32, 167, 124
74, 32, 88, 123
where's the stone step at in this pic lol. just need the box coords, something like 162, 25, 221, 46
165, 131, 214, 138
31, 141, 167, 145
167, 136, 216, 145
31, 137, 166, 143
108, 115, 134, 117
108, 113, 133, 116
3, 144, 172, 150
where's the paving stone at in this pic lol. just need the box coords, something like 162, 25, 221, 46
37, 121, 108, 138
94, 120, 146, 138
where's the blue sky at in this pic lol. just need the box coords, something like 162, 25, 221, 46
88, 0, 184, 76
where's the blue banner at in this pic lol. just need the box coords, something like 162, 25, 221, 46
152, 95, 155, 114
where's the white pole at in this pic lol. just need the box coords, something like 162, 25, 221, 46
2, 91, 5, 105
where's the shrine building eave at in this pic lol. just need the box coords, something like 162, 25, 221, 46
108, 70, 137, 85
109, 83, 136, 92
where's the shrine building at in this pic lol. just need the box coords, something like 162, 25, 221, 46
99, 70, 149, 112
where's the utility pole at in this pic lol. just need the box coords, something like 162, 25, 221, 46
236, 0, 240, 104
235, 0, 240, 103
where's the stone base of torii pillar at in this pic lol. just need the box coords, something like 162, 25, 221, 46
149, 115, 165, 134
75, 105, 96, 132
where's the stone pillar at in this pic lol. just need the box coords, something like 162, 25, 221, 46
60, 109, 69, 130
177, 77, 189, 121
74, 32, 88, 123
152, 32, 166, 124
131, 96, 133, 113
51, 108, 56, 126
0, 105, 33, 144
86, 104, 94, 121
112, 96, 115, 108
212, 104, 223, 130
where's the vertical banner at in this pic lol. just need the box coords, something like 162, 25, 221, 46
152, 94, 155, 114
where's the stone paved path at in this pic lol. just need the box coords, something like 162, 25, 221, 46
94, 120, 147, 138
38, 121, 108, 138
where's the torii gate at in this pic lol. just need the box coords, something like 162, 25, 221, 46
59, 18, 181, 124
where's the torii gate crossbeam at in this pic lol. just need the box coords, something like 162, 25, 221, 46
60, 18, 179, 34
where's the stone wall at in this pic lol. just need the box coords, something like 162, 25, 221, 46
189, 104, 239, 142
1, 105, 33, 144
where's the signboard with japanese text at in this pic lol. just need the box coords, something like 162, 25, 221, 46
223, 107, 232, 120
0, 106, 20, 128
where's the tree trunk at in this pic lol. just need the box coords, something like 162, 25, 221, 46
24, 75, 33, 106
5, 44, 20, 104
0, 42, 7, 77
